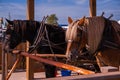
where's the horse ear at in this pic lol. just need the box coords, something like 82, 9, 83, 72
68, 16, 73, 24
78, 16, 85, 26
6, 18, 13, 25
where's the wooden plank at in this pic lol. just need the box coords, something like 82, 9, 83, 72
32, 54, 67, 58
26, 0, 34, 80
89, 0, 96, 17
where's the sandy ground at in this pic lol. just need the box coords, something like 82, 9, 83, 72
0, 70, 79, 80
0, 71, 46, 80
0, 71, 77, 80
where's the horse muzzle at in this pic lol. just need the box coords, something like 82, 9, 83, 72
3, 35, 11, 53
65, 40, 73, 60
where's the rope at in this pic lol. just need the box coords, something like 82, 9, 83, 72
29, 16, 48, 52
44, 26, 58, 61
33, 16, 47, 45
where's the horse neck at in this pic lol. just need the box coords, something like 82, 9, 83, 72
21, 20, 40, 44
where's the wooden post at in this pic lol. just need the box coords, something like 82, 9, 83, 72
26, 0, 34, 80
1, 49, 7, 80
1, 46, 8, 80
1, 17, 8, 80
89, 0, 96, 17
27, 0, 34, 20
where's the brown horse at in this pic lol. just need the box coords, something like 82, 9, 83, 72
65, 16, 120, 71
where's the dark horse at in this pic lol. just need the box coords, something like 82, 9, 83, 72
5, 19, 66, 78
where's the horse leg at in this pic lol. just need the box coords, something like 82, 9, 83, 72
93, 63, 101, 73
95, 52, 108, 72
43, 57, 56, 78
44, 64, 56, 78
96, 49, 120, 68
95, 56, 104, 72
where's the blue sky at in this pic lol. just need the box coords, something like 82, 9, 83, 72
0, 0, 120, 24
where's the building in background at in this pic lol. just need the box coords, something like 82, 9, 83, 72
0, 18, 7, 41
59, 24, 68, 30
118, 20, 120, 24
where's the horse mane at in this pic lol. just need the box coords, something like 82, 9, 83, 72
85, 16, 105, 53
13, 20, 39, 33
66, 20, 79, 41
12, 20, 64, 33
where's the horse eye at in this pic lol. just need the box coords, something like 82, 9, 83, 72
77, 33, 81, 36
11, 27, 14, 30
8, 25, 14, 30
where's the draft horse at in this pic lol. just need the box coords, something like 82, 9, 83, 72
66, 16, 120, 72
5, 19, 66, 78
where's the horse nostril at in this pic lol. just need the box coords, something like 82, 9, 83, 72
4, 45, 9, 52
3, 35, 11, 52
3, 41, 10, 52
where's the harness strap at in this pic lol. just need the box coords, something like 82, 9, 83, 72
29, 16, 47, 52
103, 40, 120, 49
41, 38, 65, 50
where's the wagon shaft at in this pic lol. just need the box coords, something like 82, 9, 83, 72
12, 50, 95, 75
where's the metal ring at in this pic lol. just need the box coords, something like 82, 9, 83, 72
68, 40, 73, 42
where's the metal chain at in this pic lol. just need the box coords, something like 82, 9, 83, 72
44, 26, 58, 61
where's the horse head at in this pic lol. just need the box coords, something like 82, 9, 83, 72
65, 16, 86, 58
5, 19, 23, 50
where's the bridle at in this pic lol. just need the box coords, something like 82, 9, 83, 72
66, 21, 88, 61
